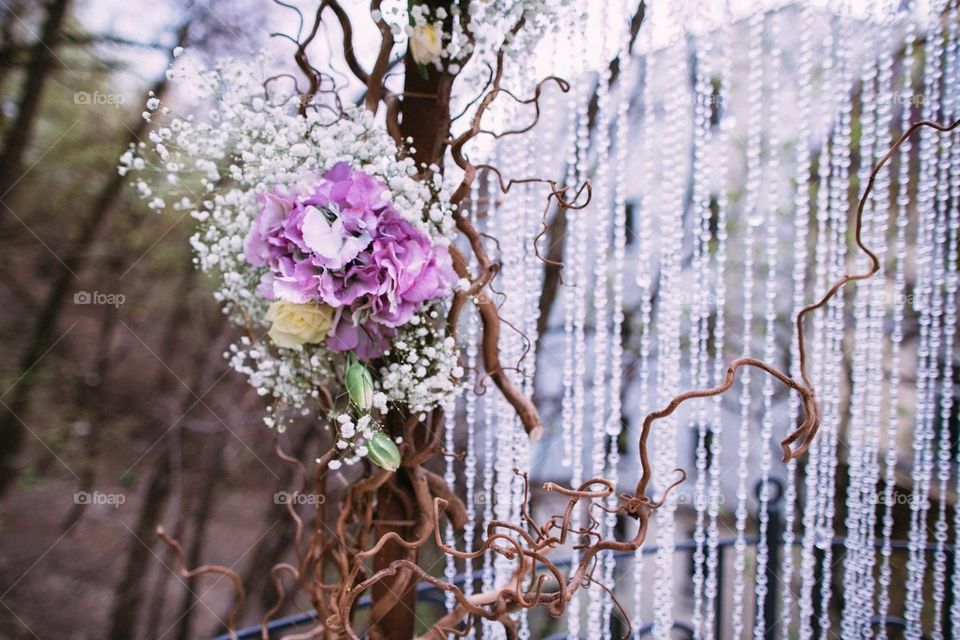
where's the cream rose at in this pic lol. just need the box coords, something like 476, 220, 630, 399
409, 23, 443, 66
265, 302, 334, 349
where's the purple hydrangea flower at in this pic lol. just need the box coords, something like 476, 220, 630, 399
244, 161, 455, 357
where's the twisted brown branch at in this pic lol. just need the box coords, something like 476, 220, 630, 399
364, 0, 395, 113
156, 526, 246, 639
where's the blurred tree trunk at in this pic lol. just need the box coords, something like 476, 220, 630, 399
0, 24, 188, 499
0, 0, 27, 112
0, 0, 71, 211
142, 268, 198, 633
107, 313, 225, 640
107, 440, 174, 640
175, 429, 227, 640
61, 294, 118, 531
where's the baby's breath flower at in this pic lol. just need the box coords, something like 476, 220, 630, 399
123, 52, 465, 464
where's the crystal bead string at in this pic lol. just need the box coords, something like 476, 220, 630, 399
905, 101, 947, 638
930, 3, 958, 637
598, 7, 638, 633
493, 121, 530, 633
586, 40, 615, 640
652, 10, 688, 636
731, 10, 765, 638
753, 9, 782, 637
521, 93, 548, 399
816, 5, 854, 628
636, 12, 664, 639
815, 56, 845, 629
781, 5, 814, 637
856, 5, 895, 628
479, 168, 498, 639
492, 130, 526, 604
704, 17, 732, 639
631, 36, 656, 639
559, 65, 582, 474
557, 24, 588, 633
946, 11, 960, 637
462, 262, 479, 639
444, 175, 480, 622
904, 1, 946, 631
490, 178, 513, 600
912, 0, 946, 308
444, 395, 457, 618
446, 166, 482, 637
565, 25, 592, 634
804, 8, 853, 633
841, 4, 882, 634
797, 14, 835, 637
513, 114, 534, 640
874, 15, 914, 640
689, 24, 715, 640
512, 59, 538, 640
492, 85, 526, 639
840, 18, 879, 632
601, 24, 635, 640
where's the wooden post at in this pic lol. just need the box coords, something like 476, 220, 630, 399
368, 4, 456, 634
369, 470, 418, 639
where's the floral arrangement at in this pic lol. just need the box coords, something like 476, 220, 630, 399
118, 2, 614, 637
120, 53, 465, 471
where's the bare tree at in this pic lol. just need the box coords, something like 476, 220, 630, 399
0, 22, 188, 499
106, 314, 229, 640
0, 0, 71, 213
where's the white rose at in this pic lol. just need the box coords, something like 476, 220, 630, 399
409, 24, 444, 66
265, 302, 334, 349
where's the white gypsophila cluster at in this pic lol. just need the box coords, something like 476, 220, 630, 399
226, 336, 337, 428
119, 53, 464, 434
464, 0, 567, 55
377, 308, 464, 416
372, 0, 564, 75
119, 52, 456, 324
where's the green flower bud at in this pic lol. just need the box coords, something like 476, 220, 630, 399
367, 431, 401, 472
345, 360, 374, 410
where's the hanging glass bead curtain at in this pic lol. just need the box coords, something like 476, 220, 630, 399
455, 0, 960, 637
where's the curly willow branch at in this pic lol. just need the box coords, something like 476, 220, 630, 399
156, 526, 246, 639
657, 118, 960, 467
630, 117, 960, 510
